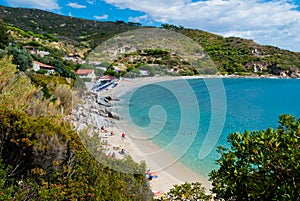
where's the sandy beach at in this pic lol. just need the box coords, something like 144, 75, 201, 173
98, 76, 213, 194
76, 74, 284, 195
93, 74, 291, 194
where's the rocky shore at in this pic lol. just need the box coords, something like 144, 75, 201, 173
71, 76, 212, 194
72, 90, 121, 133
71, 74, 298, 194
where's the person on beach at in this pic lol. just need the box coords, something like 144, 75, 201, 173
146, 174, 152, 180
146, 169, 157, 180
111, 152, 116, 158
119, 148, 126, 155
121, 132, 126, 139
100, 126, 108, 133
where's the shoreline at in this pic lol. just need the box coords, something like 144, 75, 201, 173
78, 74, 297, 195
98, 76, 214, 193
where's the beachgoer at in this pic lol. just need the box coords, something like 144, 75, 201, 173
120, 148, 126, 155
146, 170, 152, 180
146, 169, 157, 178
107, 153, 111, 158
146, 174, 152, 180
110, 131, 114, 136
121, 133, 125, 139
111, 152, 116, 158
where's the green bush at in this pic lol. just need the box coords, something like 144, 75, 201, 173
0, 20, 9, 49
7, 45, 33, 71
163, 182, 212, 201
210, 114, 300, 200
37, 69, 47, 74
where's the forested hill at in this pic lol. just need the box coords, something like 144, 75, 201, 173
0, 5, 140, 49
0, 4, 300, 76
164, 25, 300, 76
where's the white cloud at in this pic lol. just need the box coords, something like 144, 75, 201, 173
104, 0, 300, 52
94, 14, 109, 20
86, 0, 96, 4
67, 2, 87, 9
128, 14, 148, 23
4, 0, 60, 10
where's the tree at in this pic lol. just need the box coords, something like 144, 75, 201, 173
164, 182, 212, 201
209, 114, 300, 201
0, 19, 9, 49
0, 159, 15, 200
7, 45, 33, 71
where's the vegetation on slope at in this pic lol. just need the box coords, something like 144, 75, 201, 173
1, 5, 300, 76
111, 48, 198, 77
0, 19, 9, 49
0, 56, 151, 200
87, 27, 217, 77
0, 5, 140, 50
163, 24, 300, 76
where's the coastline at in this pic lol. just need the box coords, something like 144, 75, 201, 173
75, 74, 296, 194
99, 76, 213, 193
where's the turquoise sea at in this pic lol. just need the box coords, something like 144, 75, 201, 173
118, 78, 300, 178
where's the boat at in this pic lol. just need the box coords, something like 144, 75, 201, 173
91, 76, 116, 92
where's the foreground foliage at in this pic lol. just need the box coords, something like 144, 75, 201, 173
166, 182, 212, 201
0, 107, 151, 200
209, 114, 300, 201
0, 56, 151, 200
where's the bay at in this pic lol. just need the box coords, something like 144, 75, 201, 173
118, 78, 300, 177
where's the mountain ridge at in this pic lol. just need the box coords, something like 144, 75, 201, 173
0, 4, 299, 77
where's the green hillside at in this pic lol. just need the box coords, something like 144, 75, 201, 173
0, 5, 300, 77
0, 55, 152, 200
0, 6, 153, 200
174, 26, 300, 76
0, 5, 141, 53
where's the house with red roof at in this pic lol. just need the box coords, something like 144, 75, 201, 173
75, 69, 96, 80
33, 61, 55, 74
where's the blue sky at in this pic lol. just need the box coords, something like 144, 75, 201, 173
0, 0, 300, 52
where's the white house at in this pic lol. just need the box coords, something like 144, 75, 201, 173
33, 61, 55, 74
75, 69, 96, 80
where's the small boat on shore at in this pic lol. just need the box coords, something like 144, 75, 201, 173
91, 76, 117, 92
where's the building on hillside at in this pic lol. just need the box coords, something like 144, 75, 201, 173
63, 56, 83, 63
36, 50, 50, 57
63, 52, 83, 63
75, 69, 96, 80
96, 66, 107, 71
113, 65, 126, 74
33, 61, 55, 74
25, 46, 50, 57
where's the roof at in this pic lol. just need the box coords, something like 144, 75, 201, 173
33, 61, 55, 69
75, 69, 94, 75
100, 75, 114, 79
